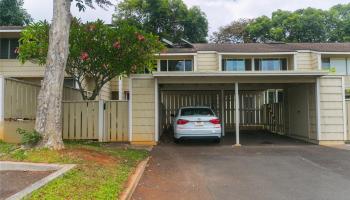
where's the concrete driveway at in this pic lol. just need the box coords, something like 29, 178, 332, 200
132, 134, 350, 200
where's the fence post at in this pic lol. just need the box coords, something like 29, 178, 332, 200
0, 76, 4, 140
98, 99, 105, 142
0, 76, 4, 122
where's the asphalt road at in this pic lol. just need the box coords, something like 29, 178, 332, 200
132, 135, 350, 200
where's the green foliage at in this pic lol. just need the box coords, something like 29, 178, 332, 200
212, 3, 350, 43
16, 128, 42, 146
0, 140, 17, 154
18, 19, 164, 100
0, 0, 32, 26
0, 141, 149, 199
18, 21, 49, 65
210, 19, 252, 43
113, 0, 208, 43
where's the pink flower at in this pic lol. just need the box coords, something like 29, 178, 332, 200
136, 33, 145, 41
88, 24, 96, 31
80, 52, 89, 61
14, 47, 19, 54
113, 41, 121, 49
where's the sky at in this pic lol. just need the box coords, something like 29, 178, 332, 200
23, 0, 349, 35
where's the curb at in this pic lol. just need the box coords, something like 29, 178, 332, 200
120, 157, 150, 200
3, 162, 76, 200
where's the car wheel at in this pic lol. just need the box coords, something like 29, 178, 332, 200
214, 138, 221, 143
173, 138, 180, 144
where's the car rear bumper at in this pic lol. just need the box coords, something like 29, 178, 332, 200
174, 128, 221, 139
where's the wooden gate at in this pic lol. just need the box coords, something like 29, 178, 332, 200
261, 103, 284, 134
223, 91, 265, 129
62, 100, 128, 142
104, 101, 128, 142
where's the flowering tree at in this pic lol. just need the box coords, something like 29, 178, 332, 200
19, 19, 163, 100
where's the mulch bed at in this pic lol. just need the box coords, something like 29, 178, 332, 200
0, 170, 54, 200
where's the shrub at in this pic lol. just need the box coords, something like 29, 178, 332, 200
16, 128, 42, 146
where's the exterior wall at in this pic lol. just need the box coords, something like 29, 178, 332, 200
131, 75, 156, 144
286, 85, 310, 139
319, 76, 346, 141
0, 59, 45, 77
110, 77, 129, 92
98, 81, 111, 100
296, 52, 318, 71
196, 52, 218, 72
308, 84, 317, 140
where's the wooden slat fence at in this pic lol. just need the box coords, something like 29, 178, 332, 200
62, 101, 99, 140
224, 91, 264, 129
4, 78, 90, 120
104, 101, 128, 142
160, 90, 266, 132
62, 100, 129, 142
160, 90, 221, 130
261, 102, 284, 134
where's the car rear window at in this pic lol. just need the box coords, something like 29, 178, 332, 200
180, 108, 214, 116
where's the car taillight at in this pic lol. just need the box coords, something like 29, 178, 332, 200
209, 118, 220, 124
177, 119, 189, 125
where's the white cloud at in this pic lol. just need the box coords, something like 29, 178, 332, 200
23, 0, 349, 35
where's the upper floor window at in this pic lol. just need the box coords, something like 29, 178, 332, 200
322, 57, 349, 75
222, 59, 252, 71
160, 60, 193, 72
254, 58, 287, 71
0, 38, 19, 59
321, 58, 331, 70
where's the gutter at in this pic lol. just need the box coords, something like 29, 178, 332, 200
152, 71, 329, 77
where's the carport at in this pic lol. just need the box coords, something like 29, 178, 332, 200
153, 72, 325, 145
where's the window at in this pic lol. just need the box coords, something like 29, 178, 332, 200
322, 58, 331, 70
160, 60, 193, 72
64, 78, 76, 88
0, 38, 19, 59
255, 58, 287, 71
180, 108, 214, 116
222, 59, 252, 71
330, 58, 347, 75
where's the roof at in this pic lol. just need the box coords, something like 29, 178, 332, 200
165, 43, 350, 53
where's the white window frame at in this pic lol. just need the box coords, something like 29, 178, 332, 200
159, 59, 194, 72
222, 58, 251, 71
254, 58, 288, 71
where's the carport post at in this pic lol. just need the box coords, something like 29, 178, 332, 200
234, 82, 241, 146
221, 90, 225, 136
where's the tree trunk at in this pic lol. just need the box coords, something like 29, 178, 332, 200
35, 0, 72, 150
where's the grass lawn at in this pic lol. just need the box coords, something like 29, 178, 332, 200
0, 140, 149, 200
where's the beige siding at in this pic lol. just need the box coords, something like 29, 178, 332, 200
307, 84, 317, 140
344, 76, 350, 88
110, 77, 129, 92
0, 59, 45, 77
196, 52, 218, 72
296, 52, 318, 71
346, 101, 350, 141
319, 76, 345, 140
98, 81, 111, 100
131, 76, 155, 143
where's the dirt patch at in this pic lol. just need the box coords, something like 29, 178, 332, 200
0, 170, 54, 200
60, 148, 118, 165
